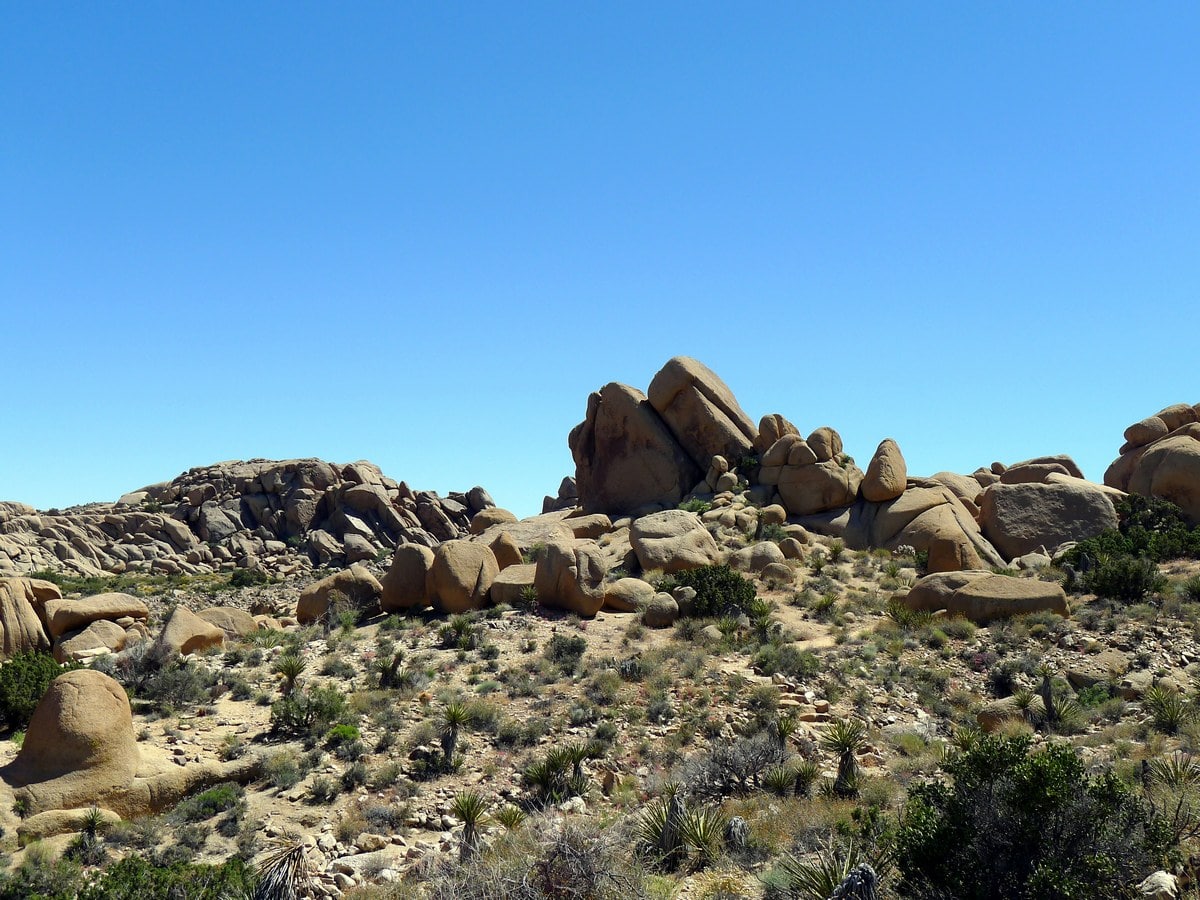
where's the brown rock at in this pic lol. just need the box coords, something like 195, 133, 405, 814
754, 414, 800, 455
0, 578, 54, 659
642, 593, 679, 628
53, 619, 128, 663
534, 538, 608, 616
806, 427, 843, 463
380, 544, 434, 612
487, 532, 523, 571
979, 482, 1118, 559
862, 439, 907, 502
5, 670, 139, 815
999, 462, 1070, 485
947, 575, 1068, 623
565, 513, 613, 540
197, 607, 258, 640
488, 563, 536, 606
469, 507, 518, 536
570, 382, 702, 514
629, 510, 721, 573
603, 577, 655, 612
1127, 433, 1200, 522
426, 541, 498, 614
43, 593, 149, 640
155, 606, 224, 655
296, 564, 383, 624
902, 571, 991, 612
647, 356, 758, 468
729, 541, 786, 573
1125, 416, 1170, 447
777, 461, 863, 516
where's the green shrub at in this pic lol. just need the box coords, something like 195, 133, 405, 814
229, 567, 268, 588
895, 734, 1173, 899
1064, 495, 1200, 568
752, 642, 820, 679
171, 782, 244, 823
1084, 555, 1167, 603
270, 684, 354, 739
75, 855, 255, 899
544, 634, 588, 675
658, 564, 756, 618
0, 652, 80, 731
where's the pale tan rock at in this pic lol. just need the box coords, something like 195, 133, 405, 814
729, 541, 786, 573
4, 670, 139, 815
1127, 433, 1200, 522
487, 532, 523, 571
647, 356, 758, 469
155, 606, 224, 655
642, 593, 679, 628
806, 427, 843, 463
17, 807, 122, 842
426, 541, 498, 614
762, 434, 804, 468
534, 538, 608, 617
1066, 650, 1130, 690
569, 382, 702, 515
629, 509, 721, 573
1156, 404, 1199, 432
44, 593, 149, 640
488, 563, 536, 606
197, 607, 258, 639
777, 460, 863, 516
380, 544, 434, 612
862, 439, 907, 502
759, 504, 787, 528
0, 578, 54, 658
977, 694, 1044, 733
296, 564, 383, 623
902, 571, 991, 612
999, 462, 1070, 484
947, 575, 1067, 623
779, 537, 807, 560
929, 472, 984, 508
603, 577, 655, 612
53, 619, 128, 663
761, 562, 795, 584
979, 482, 1118, 559
469, 508, 518, 535
1007, 455, 1085, 480
754, 414, 800, 455
565, 513, 613, 540
1125, 416, 1169, 447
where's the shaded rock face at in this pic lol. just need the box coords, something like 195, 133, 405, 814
0, 458, 492, 581
296, 565, 384, 624
0, 577, 56, 659
570, 383, 702, 515
426, 541, 498, 614
534, 538, 608, 617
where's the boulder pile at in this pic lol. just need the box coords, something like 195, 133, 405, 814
0, 459, 492, 580
1106, 402, 1200, 521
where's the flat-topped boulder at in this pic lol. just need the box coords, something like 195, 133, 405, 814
43, 593, 149, 640
945, 574, 1068, 623
979, 481, 1119, 559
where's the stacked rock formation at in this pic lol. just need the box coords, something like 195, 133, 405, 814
1105, 402, 1200, 521
0, 459, 491, 580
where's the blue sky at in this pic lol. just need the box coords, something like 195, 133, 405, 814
2, 3, 1196, 517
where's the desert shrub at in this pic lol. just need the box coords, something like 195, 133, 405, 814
0, 652, 80, 731
75, 855, 256, 899
660, 565, 757, 618
678, 733, 789, 801
752, 642, 820, 679
269, 684, 354, 740
895, 734, 1173, 899
171, 782, 244, 823
1084, 555, 1167, 603
544, 634, 588, 675
229, 567, 268, 588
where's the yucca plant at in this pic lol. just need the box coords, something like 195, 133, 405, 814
1148, 751, 1200, 788
775, 838, 873, 900
450, 790, 489, 860
773, 713, 800, 749
821, 718, 867, 799
274, 653, 306, 695
493, 804, 527, 830
763, 765, 796, 797
1145, 683, 1193, 735
679, 804, 730, 869
254, 839, 312, 900
793, 759, 821, 799
439, 701, 471, 765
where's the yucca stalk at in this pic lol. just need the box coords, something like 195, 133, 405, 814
450, 790, 489, 860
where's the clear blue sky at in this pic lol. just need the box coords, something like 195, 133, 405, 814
2, 3, 1197, 517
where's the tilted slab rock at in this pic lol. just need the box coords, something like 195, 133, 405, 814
155, 605, 224, 656
946, 574, 1067, 623
647, 356, 758, 469
197, 606, 259, 639
0, 577, 56, 658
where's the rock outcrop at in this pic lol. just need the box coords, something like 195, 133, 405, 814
979, 480, 1119, 559
533, 538, 608, 616
646, 356, 758, 470
296, 565, 384, 624
1106, 403, 1200, 521
629, 510, 722, 574
0, 459, 491, 581
426, 541, 498, 614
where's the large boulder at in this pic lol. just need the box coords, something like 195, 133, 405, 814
603, 577, 655, 612
196, 607, 259, 640
754, 414, 800, 455
646, 356, 758, 469
533, 539, 608, 617
979, 482, 1119, 559
4, 670, 139, 815
155, 606, 225, 656
0, 577, 56, 658
488, 563, 536, 606
43, 593, 149, 640
629, 510, 721, 574
776, 460, 864, 517
469, 508, 518, 535
426, 541, 498, 614
1127, 433, 1200, 523
570, 382, 702, 514
946, 575, 1068, 623
901, 571, 991, 613
861, 439, 907, 503
380, 544, 434, 612
296, 565, 383, 624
